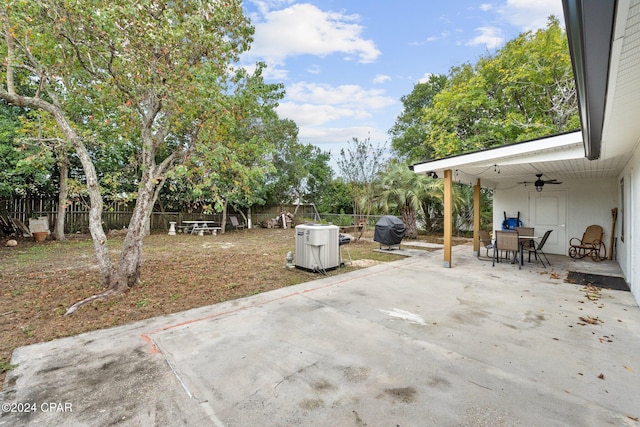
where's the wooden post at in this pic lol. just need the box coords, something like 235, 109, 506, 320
443, 169, 453, 268
609, 208, 617, 260
473, 179, 481, 256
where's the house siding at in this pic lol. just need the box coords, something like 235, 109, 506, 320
617, 143, 640, 306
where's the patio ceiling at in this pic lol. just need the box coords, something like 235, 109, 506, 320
410, 131, 628, 189
412, 0, 640, 190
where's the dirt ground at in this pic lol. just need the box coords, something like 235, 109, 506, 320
0, 228, 461, 388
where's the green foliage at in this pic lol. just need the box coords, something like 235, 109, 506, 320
315, 179, 353, 214
263, 119, 333, 206
2, 0, 283, 213
375, 160, 443, 237
0, 102, 57, 197
421, 16, 577, 159
335, 136, 386, 226
178, 63, 285, 213
389, 74, 448, 162
0, 361, 17, 373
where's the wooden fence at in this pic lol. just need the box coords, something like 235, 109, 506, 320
2, 197, 472, 235
0, 197, 224, 233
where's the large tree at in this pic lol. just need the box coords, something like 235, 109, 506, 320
263, 119, 332, 209
389, 74, 447, 163
1, 0, 279, 313
335, 136, 386, 239
422, 16, 577, 158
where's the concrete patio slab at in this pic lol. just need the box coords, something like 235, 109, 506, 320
1, 246, 639, 426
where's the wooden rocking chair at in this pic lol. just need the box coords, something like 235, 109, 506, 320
568, 225, 606, 261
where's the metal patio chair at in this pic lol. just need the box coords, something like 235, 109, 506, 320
516, 226, 535, 253
524, 229, 552, 268
493, 230, 520, 269
478, 230, 495, 258
229, 215, 245, 230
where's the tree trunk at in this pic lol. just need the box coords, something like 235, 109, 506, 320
113, 173, 156, 291
53, 154, 69, 241
402, 205, 418, 239
221, 199, 228, 234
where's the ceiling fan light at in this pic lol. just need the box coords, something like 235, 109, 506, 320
536, 185, 543, 192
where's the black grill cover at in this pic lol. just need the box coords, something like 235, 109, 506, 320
374, 216, 406, 246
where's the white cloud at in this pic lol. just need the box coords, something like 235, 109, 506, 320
277, 102, 371, 127
418, 73, 433, 84
248, 0, 296, 16
498, 0, 564, 31
245, 3, 380, 67
480, 3, 493, 11
286, 82, 395, 110
298, 126, 388, 147
372, 74, 391, 84
428, 31, 450, 42
241, 62, 289, 81
410, 31, 449, 46
275, 82, 396, 147
466, 26, 505, 50
306, 64, 322, 75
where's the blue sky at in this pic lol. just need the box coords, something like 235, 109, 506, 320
240, 0, 565, 160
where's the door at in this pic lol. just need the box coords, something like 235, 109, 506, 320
529, 190, 567, 255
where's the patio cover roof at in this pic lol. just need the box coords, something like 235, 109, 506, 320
410, 131, 627, 189
411, 0, 640, 188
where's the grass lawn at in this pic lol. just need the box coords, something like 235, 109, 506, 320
1, 227, 450, 388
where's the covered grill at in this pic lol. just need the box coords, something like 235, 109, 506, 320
374, 216, 406, 249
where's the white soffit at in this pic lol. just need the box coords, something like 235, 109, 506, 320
602, 0, 640, 160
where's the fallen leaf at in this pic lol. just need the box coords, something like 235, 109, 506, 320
624, 365, 635, 373
579, 316, 602, 324
627, 415, 639, 422
598, 373, 605, 380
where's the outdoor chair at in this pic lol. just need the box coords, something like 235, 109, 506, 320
516, 226, 535, 252
524, 229, 552, 268
569, 225, 606, 261
229, 215, 245, 230
493, 230, 520, 269
478, 230, 495, 258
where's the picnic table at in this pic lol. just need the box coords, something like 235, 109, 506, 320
181, 220, 222, 236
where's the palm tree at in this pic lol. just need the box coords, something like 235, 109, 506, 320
375, 160, 442, 238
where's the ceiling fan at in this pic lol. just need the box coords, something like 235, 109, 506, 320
518, 173, 562, 192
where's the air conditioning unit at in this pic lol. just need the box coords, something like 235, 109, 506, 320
295, 224, 339, 272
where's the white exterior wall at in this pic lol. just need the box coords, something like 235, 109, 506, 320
617, 144, 639, 306
493, 178, 617, 256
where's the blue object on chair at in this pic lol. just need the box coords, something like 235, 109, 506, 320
501, 211, 522, 230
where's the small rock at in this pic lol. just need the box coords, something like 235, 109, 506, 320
5, 239, 18, 247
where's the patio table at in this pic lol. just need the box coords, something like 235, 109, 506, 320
182, 220, 222, 236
